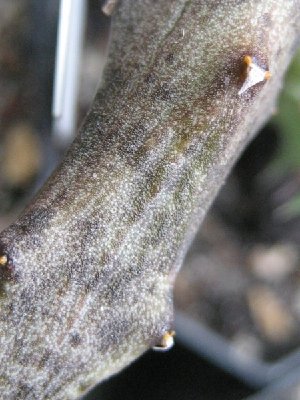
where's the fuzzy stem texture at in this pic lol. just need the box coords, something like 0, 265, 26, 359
0, 1, 300, 399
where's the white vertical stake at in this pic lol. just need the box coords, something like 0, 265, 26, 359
52, 0, 87, 148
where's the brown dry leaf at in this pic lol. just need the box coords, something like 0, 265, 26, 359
247, 285, 296, 343
2, 123, 41, 186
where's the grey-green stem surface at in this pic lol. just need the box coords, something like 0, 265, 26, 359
0, 1, 300, 399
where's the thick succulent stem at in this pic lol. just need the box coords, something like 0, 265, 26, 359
0, 1, 300, 399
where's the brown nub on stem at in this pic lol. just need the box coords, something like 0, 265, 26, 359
239, 55, 253, 82
265, 71, 272, 80
243, 55, 253, 66
0, 254, 8, 267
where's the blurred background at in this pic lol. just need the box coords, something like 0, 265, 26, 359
1, 1, 300, 399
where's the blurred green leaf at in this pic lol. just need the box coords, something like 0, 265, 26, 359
272, 49, 300, 171
267, 50, 300, 219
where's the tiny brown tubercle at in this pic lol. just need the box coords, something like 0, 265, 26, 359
0, 254, 8, 267
0, 246, 17, 282
238, 55, 271, 95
